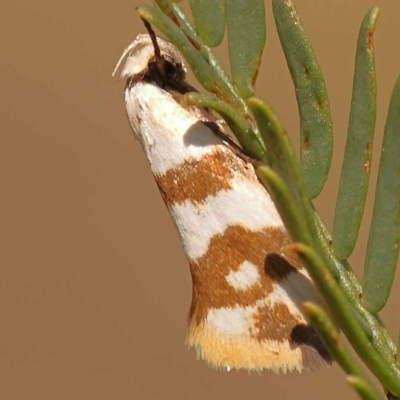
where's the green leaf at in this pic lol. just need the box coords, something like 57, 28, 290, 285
333, 7, 379, 261
226, 0, 266, 99
182, 92, 267, 161
249, 99, 350, 281
189, 0, 225, 47
249, 99, 308, 220
346, 376, 385, 400
154, 0, 183, 19
155, 1, 222, 68
154, 0, 204, 52
363, 74, 400, 313
304, 302, 385, 400
272, 0, 333, 199
148, 1, 260, 129
256, 166, 312, 245
171, 3, 248, 109
248, 99, 348, 280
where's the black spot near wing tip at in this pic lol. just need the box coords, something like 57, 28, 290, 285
291, 324, 332, 363
264, 253, 297, 282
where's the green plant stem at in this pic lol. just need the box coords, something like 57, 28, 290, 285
248, 99, 335, 273
347, 376, 385, 400
256, 165, 312, 245
312, 209, 399, 372
304, 302, 385, 400
292, 244, 400, 396
249, 100, 399, 390
258, 161, 399, 394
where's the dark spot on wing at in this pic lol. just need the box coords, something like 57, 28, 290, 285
291, 324, 332, 364
264, 253, 298, 282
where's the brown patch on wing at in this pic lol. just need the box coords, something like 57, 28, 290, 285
255, 302, 299, 342
189, 226, 276, 321
189, 225, 331, 369
155, 150, 249, 207
189, 225, 300, 326
265, 253, 298, 282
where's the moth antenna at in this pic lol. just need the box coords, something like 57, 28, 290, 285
142, 19, 166, 78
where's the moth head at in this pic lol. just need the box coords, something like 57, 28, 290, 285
113, 33, 187, 83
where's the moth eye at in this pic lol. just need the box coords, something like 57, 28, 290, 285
171, 66, 186, 82
163, 56, 185, 83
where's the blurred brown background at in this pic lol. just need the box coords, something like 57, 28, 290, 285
1, 0, 399, 399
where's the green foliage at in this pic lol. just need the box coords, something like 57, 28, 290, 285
272, 0, 333, 199
346, 376, 386, 400
190, 0, 225, 47
363, 74, 400, 313
303, 302, 385, 400
293, 243, 400, 396
135, 0, 400, 398
249, 99, 317, 247
257, 165, 312, 246
226, 0, 266, 99
333, 8, 379, 261
249, 99, 306, 217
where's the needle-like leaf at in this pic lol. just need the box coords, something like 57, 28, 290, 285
304, 302, 385, 400
190, 0, 225, 47
363, 74, 400, 313
249, 98, 308, 223
333, 7, 379, 261
346, 376, 385, 400
249, 98, 341, 281
226, 0, 266, 99
256, 165, 312, 246
272, 0, 333, 199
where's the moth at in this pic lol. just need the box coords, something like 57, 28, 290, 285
114, 29, 331, 373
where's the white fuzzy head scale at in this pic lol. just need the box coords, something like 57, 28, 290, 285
115, 33, 332, 373
113, 34, 187, 81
